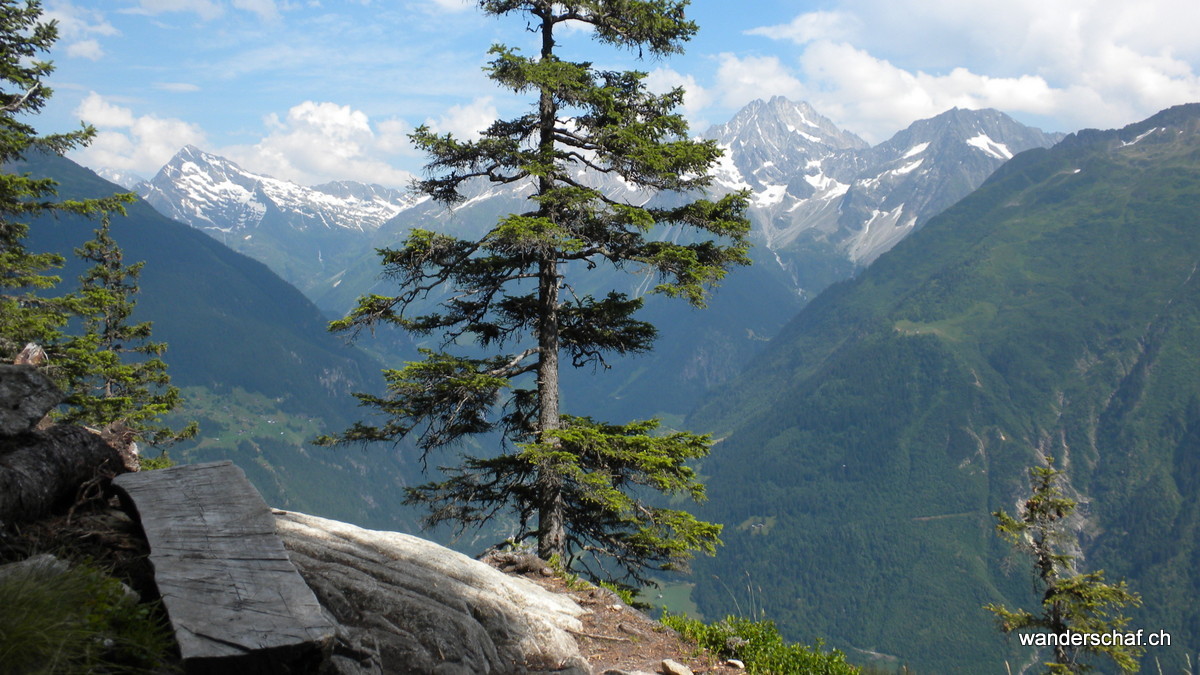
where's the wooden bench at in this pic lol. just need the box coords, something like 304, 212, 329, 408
113, 461, 334, 674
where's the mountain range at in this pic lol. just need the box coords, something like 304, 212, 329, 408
134, 99, 1063, 308
688, 103, 1200, 671
706, 99, 1064, 296
127, 98, 1064, 424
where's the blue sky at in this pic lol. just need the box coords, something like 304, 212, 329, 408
37, 0, 1200, 189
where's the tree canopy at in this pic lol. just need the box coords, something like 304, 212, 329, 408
321, 0, 750, 585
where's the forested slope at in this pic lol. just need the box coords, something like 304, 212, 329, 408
689, 104, 1200, 672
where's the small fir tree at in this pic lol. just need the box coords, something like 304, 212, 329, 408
321, 0, 750, 586
56, 214, 197, 446
0, 0, 191, 447
0, 0, 132, 359
985, 455, 1143, 673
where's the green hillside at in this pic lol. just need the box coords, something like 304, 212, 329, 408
16, 153, 427, 532
689, 104, 1200, 672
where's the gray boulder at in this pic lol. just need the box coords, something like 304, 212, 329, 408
0, 364, 61, 437
274, 510, 591, 674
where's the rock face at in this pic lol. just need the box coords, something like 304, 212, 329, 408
0, 365, 127, 526
0, 364, 60, 436
274, 511, 591, 675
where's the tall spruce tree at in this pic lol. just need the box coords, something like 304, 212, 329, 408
985, 455, 1142, 673
322, 0, 751, 584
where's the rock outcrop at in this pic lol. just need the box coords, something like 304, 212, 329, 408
274, 510, 592, 674
0, 364, 128, 526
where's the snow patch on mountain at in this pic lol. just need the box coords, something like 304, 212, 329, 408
966, 133, 1013, 160
847, 206, 916, 264
142, 146, 420, 235
754, 184, 788, 208
902, 142, 930, 159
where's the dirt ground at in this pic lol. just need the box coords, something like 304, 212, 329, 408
518, 569, 746, 674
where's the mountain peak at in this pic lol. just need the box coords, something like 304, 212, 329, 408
709, 97, 868, 152
137, 147, 422, 292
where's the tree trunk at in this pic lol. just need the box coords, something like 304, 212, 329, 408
535, 256, 565, 562
534, 4, 566, 564
0, 425, 126, 526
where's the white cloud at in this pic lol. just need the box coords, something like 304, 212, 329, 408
735, 0, 1200, 140
425, 97, 497, 140
76, 92, 137, 128
154, 82, 202, 92
644, 67, 713, 131
73, 93, 207, 173
745, 10, 859, 45
222, 101, 416, 188
124, 0, 225, 20
232, 0, 280, 21
66, 39, 104, 60
45, 1, 119, 59
713, 54, 806, 111
429, 0, 473, 12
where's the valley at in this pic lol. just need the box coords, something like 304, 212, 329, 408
31, 97, 1200, 672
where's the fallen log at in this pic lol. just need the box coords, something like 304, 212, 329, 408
0, 425, 126, 526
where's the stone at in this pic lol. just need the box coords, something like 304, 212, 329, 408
480, 549, 554, 576
660, 659, 693, 675
0, 425, 125, 526
726, 659, 746, 669
0, 364, 62, 437
275, 510, 592, 674
0, 553, 69, 580
617, 622, 645, 637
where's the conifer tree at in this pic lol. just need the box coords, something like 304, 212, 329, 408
56, 215, 198, 446
0, 0, 191, 447
0, 0, 131, 359
322, 0, 751, 585
985, 455, 1143, 673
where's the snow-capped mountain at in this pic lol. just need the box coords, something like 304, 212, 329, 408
94, 167, 147, 190
130, 101, 1061, 308
119, 99, 1066, 425
703, 98, 1063, 297
138, 146, 425, 294
706, 97, 869, 193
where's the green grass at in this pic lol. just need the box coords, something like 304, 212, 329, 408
662, 612, 859, 674
640, 581, 704, 620
165, 385, 325, 452
893, 301, 997, 342
0, 559, 177, 674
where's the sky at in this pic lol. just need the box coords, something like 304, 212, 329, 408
35, 0, 1200, 190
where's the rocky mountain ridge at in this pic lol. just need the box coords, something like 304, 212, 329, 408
130, 99, 1062, 309
138, 145, 427, 294
702, 98, 1064, 295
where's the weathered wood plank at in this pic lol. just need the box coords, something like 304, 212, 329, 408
113, 461, 334, 674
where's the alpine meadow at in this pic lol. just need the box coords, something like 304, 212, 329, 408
5, 0, 1200, 672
